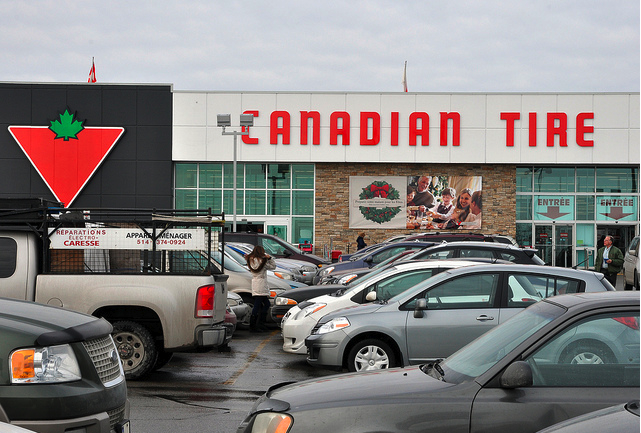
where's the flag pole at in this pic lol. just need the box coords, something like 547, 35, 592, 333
402, 61, 408, 92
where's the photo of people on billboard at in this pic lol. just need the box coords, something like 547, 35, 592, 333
406, 175, 482, 230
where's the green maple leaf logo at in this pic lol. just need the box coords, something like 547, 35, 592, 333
49, 109, 84, 140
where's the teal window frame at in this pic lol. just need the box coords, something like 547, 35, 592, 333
175, 162, 315, 240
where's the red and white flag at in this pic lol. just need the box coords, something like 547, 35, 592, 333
88, 58, 96, 83
402, 61, 408, 92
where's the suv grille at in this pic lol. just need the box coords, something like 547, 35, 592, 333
82, 335, 124, 385
108, 404, 127, 430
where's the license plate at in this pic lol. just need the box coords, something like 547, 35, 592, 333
115, 420, 131, 433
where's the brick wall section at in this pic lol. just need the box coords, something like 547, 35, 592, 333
315, 163, 516, 255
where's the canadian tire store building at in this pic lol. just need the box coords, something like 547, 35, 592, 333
1, 83, 639, 269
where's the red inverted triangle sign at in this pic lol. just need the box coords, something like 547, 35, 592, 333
8, 126, 125, 207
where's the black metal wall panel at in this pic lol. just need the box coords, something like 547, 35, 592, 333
0, 83, 173, 208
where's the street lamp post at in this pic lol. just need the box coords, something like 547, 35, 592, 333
217, 114, 254, 232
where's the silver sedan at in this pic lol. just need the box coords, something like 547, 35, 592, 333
305, 264, 615, 371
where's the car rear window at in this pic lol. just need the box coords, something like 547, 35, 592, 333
0, 237, 17, 278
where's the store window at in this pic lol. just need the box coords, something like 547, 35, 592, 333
516, 223, 533, 247
516, 167, 533, 192
576, 167, 595, 192
246, 164, 267, 188
516, 196, 532, 220
175, 163, 315, 243
268, 164, 291, 189
268, 190, 291, 215
534, 167, 575, 193
293, 190, 314, 215
292, 164, 314, 189
200, 164, 222, 189
596, 167, 639, 193
176, 163, 197, 188
575, 196, 594, 221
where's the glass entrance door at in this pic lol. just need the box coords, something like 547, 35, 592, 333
265, 218, 290, 243
534, 224, 574, 267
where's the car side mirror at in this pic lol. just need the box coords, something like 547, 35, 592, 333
364, 256, 373, 265
365, 291, 377, 302
414, 298, 427, 318
500, 361, 533, 389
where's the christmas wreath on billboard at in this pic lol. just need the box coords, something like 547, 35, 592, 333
359, 180, 402, 224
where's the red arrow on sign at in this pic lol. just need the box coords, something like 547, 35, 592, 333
537, 206, 571, 219
600, 207, 634, 220
8, 118, 124, 207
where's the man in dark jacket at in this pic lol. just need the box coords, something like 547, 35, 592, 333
594, 235, 624, 286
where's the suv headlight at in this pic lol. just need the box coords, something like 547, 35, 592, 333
338, 274, 359, 285
302, 303, 326, 317
269, 289, 285, 299
251, 412, 293, 433
10, 344, 81, 384
274, 271, 295, 281
317, 317, 350, 334
275, 297, 298, 306
319, 266, 334, 276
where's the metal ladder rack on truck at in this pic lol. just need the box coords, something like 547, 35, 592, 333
0, 198, 229, 380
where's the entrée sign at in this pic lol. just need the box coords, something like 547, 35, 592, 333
238, 110, 595, 147
49, 228, 206, 250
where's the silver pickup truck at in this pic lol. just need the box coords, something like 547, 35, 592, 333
0, 201, 229, 380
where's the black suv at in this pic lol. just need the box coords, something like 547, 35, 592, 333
0, 297, 129, 432
408, 241, 544, 264
404, 232, 518, 245
225, 232, 330, 266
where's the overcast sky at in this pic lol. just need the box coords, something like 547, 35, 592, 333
1, 0, 638, 93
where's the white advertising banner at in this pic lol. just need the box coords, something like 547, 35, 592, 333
49, 227, 207, 250
349, 176, 407, 229
349, 175, 483, 230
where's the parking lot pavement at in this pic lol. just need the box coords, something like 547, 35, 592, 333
127, 273, 629, 433
127, 327, 334, 433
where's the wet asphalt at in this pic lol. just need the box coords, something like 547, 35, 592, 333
127, 325, 334, 433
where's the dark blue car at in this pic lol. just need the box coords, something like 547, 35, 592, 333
314, 241, 435, 284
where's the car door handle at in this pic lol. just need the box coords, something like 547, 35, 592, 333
476, 315, 495, 321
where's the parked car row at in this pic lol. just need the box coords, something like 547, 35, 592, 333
282, 259, 508, 355
234, 233, 639, 432
338, 231, 519, 261
274, 241, 547, 327
319, 240, 544, 284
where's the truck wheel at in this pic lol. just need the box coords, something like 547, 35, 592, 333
347, 339, 397, 372
113, 321, 158, 380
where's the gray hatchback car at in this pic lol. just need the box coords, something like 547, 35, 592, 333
305, 264, 615, 371
237, 292, 639, 433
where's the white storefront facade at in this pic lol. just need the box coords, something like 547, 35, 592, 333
172, 91, 640, 267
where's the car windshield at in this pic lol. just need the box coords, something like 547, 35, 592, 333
348, 245, 380, 261
339, 262, 398, 287
225, 245, 248, 266
401, 247, 434, 262
438, 301, 565, 383
374, 251, 407, 267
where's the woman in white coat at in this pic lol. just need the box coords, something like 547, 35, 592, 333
245, 245, 276, 332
